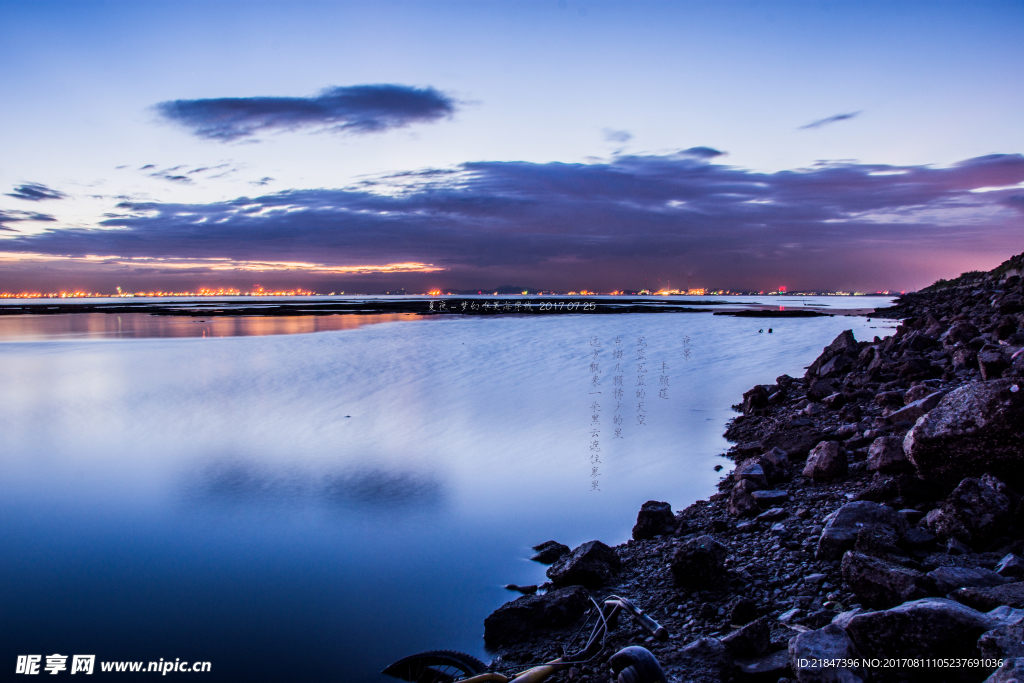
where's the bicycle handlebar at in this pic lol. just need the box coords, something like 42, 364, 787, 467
614, 597, 669, 642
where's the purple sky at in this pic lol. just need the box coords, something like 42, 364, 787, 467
1, 1, 1022, 293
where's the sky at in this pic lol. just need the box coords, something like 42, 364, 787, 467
1, 0, 1022, 294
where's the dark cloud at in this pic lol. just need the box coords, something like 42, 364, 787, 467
251, 177, 275, 186
799, 111, 862, 130
155, 84, 457, 142
679, 146, 725, 159
0, 209, 56, 231
6, 183, 66, 202
603, 129, 632, 143
3, 151, 1023, 291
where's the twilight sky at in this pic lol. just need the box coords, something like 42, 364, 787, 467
1, 1, 1022, 294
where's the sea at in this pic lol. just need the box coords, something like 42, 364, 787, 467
0, 296, 894, 681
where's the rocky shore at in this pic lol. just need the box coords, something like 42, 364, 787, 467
483, 252, 1024, 682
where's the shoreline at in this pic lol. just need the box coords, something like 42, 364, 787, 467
481, 256, 1024, 682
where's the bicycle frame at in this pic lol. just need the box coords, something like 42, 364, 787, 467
450, 596, 668, 683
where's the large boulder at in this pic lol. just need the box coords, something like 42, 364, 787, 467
985, 658, 1024, 683
953, 584, 1024, 611
632, 500, 675, 540
844, 598, 997, 680
886, 390, 946, 424
483, 585, 589, 646
928, 474, 1015, 547
530, 540, 570, 564
546, 540, 621, 588
978, 609, 1024, 661
927, 566, 1009, 595
671, 535, 728, 589
867, 436, 915, 474
941, 321, 981, 346
979, 351, 1010, 381
788, 623, 865, 683
904, 379, 1024, 489
729, 478, 760, 518
803, 441, 848, 481
841, 550, 934, 608
816, 501, 908, 561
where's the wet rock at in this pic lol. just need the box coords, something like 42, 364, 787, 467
953, 583, 1024, 611
730, 479, 761, 518
927, 566, 1009, 595
483, 585, 589, 647
984, 658, 1024, 682
886, 390, 946, 424
844, 598, 997, 678
723, 614, 770, 655
632, 500, 675, 540
531, 540, 570, 564
803, 441, 847, 481
671, 535, 728, 589
751, 490, 789, 507
817, 501, 908, 561
546, 540, 621, 588
996, 554, 1024, 580
842, 550, 934, 608
904, 379, 1024, 489
788, 623, 865, 683
929, 474, 1015, 547
866, 436, 914, 474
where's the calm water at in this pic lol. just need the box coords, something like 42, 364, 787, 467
0, 300, 893, 681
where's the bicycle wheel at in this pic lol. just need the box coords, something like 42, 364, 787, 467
609, 646, 668, 683
382, 650, 489, 683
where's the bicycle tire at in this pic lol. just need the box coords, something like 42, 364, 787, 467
609, 646, 668, 683
381, 649, 489, 683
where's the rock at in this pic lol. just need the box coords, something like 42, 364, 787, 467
853, 524, 902, 557
735, 649, 790, 682
927, 566, 1009, 595
743, 385, 770, 414
803, 441, 848, 481
841, 550, 934, 608
819, 355, 852, 378
979, 614, 1024, 661
807, 379, 842, 401
730, 479, 761, 518
760, 447, 792, 483
996, 554, 1024, 580
876, 390, 905, 408
756, 506, 788, 522
816, 501, 908, 561
483, 585, 589, 646
663, 637, 735, 683
722, 615, 770, 655
632, 500, 675, 540
942, 321, 981, 345
546, 540, 621, 588
736, 461, 769, 488
903, 527, 938, 551
836, 424, 859, 440
779, 608, 803, 623
671, 535, 728, 589
985, 658, 1024, 683
980, 351, 1010, 381
886, 390, 946, 424
763, 427, 828, 460
751, 490, 789, 507
953, 584, 1024, 611
904, 379, 1024, 489
866, 436, 915, 474
504, 583, 538, 594
844, 598, 997, 677
788, 623, 865, 683
929, 474, 1015, 546
530, 540, 570, 564
954, 347, 979, 370
948, 537, 974, 556
904, 384, 935, 404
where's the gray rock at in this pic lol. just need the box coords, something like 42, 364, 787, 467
546, 540, 621, 588
760, 447, 792, 483
830, 608, 863, 629
663, 637, 734, 683
737, 461, 769, 488
866, 436, 915, 474
671, 535, 728, 589
788, 624, 865, 683
887, 390, 946, 425
736, 649, 791, 682
980, 351, 1010, 381
979, 614, 1024, 661
954, 583, 1024, 611
904, 379, 1024, 489
803, 441, 848, 481
722, 615, 771, 657
844, 598, 997, 678
763, 427, 828, 460
483, 585, 589, 646
756, 506, 788, 523
984, 658, 1024, 683
930, 474, 1015, 546
927, 566, 1009, 595
751, 490, 790, 507
941, 320, 980, 345
816, 501, 909, 561
996, 554, 1024, 580
530, 540, 570, 564
841, 550, 934, 608
632, 500, 674, 540
730, 479, 761, 518
779, 608, 803, 623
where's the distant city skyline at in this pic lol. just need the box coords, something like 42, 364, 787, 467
1, 1, 1022, 294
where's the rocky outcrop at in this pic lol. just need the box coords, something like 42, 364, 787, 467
816, 501, 908, 561
904, 379, 1024, 489
841, 551, 934, 608
530, 540, 570, 564
866, 435, 914, 474
483, 585, 589, 646
927, 474, 1016, 547
546, 540, 621, 588
632, 501, 674, 540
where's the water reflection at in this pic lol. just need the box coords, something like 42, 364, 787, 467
0, 312, 418, 341
193, 461, 446, 511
